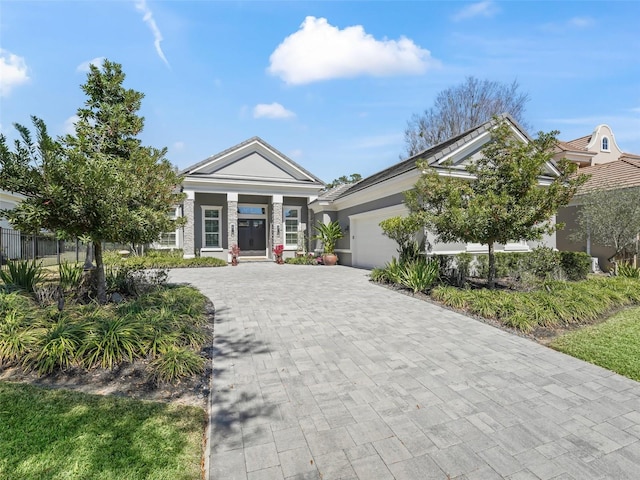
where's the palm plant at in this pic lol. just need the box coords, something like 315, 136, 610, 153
313, 221, 343, 254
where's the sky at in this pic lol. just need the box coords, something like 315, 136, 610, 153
1, 0, 639, 183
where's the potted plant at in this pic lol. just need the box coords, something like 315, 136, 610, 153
313, 221, 343, 266
273, 244, 284, 264
230, 244, 240, 266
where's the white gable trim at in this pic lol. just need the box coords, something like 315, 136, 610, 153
190, 139, 319, 183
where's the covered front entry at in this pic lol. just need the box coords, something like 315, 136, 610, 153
238, 219, 266, 256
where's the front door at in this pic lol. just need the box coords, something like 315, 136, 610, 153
238, 219, 266, 256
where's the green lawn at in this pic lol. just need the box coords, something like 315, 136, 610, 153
551, 306, 640, 382
0, 382, 205, 480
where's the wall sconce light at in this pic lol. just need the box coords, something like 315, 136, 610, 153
276, 225, 281, 235
231, 223, 235, 236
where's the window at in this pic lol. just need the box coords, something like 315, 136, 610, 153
602, 137, 609, 151
284, 206, 301, 247
154, 208, 179, 249
202, 207, 221, 248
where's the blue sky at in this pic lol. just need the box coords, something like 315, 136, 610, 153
1, 0, 639, 182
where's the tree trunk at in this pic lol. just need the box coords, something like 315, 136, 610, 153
488, 241, 496, 289
94, 240, 107, 304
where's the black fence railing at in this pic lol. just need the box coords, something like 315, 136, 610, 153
0, 227, 82, 268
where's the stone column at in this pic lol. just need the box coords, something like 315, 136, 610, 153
183, 190, 195, 259
227, 193, 238, 254
272, 195, 283, 254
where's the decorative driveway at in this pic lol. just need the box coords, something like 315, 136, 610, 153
168, 264, 640, 480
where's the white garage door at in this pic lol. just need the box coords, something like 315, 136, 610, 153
351, 205, 408, 269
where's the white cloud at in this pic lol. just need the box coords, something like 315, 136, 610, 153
289, 149, 303, 159
134, 0, 169, 67
76, 57, 105, 73
452, 1, 499, 22
268, 17, 436, 85
0, 49, 29, 97
172, 141, 185, 151
253, 102, 296, 119
63, 115, 79, 135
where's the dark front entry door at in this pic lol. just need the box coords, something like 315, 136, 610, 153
238, 219, 266, 256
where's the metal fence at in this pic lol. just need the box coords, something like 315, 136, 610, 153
0, 227, 82, 268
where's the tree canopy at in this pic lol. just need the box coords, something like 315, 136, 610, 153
0, 59, 185, 302
405, 117, 586, 288
573, 187, 640, 262
324, 173, 362, 190
403, 76, 530, 158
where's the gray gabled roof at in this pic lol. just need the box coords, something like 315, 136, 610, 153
180, 136, 325, 185
335, 113, 527, 200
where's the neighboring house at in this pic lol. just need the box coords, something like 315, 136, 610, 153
556, 156, 640, 270
178, 137, 325, 261
555, 124, 640, 270
307, 114, 560, 269
554, 124, 638, 167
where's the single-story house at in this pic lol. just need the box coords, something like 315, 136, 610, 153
177, 137, 325, 261
177, 114, 560, 268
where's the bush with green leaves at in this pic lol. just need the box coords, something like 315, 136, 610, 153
103, 249, 227, 268
0, 285, 209, 383
431, 276, 640, 332
285, 255, 319, 265
58, 261, 83, 291
617, 262, 640, 279
0, 260, 45, 293
370, 256, 439, 293
559, 251, 591, 281
150, 346, 205, 383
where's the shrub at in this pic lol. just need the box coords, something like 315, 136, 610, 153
399, 258, 439, 293
370, 267, 389, 283
79, 314, 145, 369
150, 346, 205, 383
0, 260, 45, 293
558, 251, 591, 281
59, 261, 83, 291
617, 262, 640, 279
285, 255, 318, 265
26, 318, 84, 374
0, 310, 40, 365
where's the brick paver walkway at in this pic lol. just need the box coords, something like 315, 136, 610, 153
169, 264, 640, 480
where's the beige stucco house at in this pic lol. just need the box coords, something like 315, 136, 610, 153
556, 125, 640, 270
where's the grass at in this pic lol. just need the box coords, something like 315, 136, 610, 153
550, 306, 640, 381
0, 382, 205, 480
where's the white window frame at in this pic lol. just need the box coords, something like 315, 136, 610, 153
283, 206, 302, 249
201, 205, 222, 251
153, 207, 180, 249
601, 137, 610, 152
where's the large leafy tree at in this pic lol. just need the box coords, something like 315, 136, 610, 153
403, 77, 530, 158
572, 187, 640, 262
0, 59, 185, 303
405, 118, 586, 288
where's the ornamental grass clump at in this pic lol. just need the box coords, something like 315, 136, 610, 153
0, 260, 46, 293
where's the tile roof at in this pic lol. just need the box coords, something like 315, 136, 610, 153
335, 113, 526, 199
577, 158, 640, 194
565, 135, 591, 151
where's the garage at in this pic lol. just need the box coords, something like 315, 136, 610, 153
350, 204, 408, 269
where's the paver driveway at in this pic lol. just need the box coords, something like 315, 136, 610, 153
169, 264, 640, 480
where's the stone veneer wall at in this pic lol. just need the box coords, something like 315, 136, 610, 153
227, 200, 238, 252
272, 202, 283, 252
183, 198, 195, 258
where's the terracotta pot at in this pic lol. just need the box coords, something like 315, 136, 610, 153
322, 253, 338, 266
276, 255, 284, 264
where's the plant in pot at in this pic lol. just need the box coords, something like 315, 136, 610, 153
273, 244, 284, 264
313, 221, 343, 266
